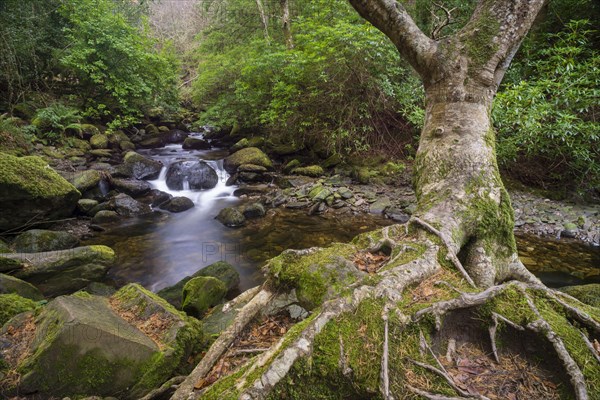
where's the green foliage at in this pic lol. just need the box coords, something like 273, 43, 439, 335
0, 114, 33, 153
192, 0, 422, 155
493, 20, 600, 192
58, 0, 180, 129
31, 104, 81, 144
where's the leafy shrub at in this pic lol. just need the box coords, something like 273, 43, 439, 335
31, 104, 81, 144
493, 20, 600, 193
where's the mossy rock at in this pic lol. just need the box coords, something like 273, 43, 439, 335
238, 163, 268, 173
196, 261, 240, 292
157, 261, 240, 309
77, 199, 99, 214
223, 147, 272, 174
231, 138, 250, 152
145, 124, 160, 135
216, 207, 246, 228
139, 134, 167, 149
0, 273, 44, 301
0, 293, 38, 326
115, 151, 163, 180
241, 202, 266, 219
182, 276, 227, 317
309, 185, 332, 202
90, 134, 109, 149
0, 153, 80, 231
352, 167, 373, 184
13, 229, 79, 253
119, 140, 136, 151
292, 165, 324, 177
92, 210, 120, 224
182, 137, 211, 150
270, 142, 304, 156
108, 130, 129, 148
80, 124, 100, 139
560, 284, 600, 308
266, 243, 363, 310
4, 245, 115, 297
283, 159, 301, 174
322, 153, 343, 169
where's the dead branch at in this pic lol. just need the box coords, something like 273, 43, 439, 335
430, 2, 456, 40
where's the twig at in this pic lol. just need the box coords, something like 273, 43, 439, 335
430, 2, 457, 39
407, 384, 473, 400
380, 306, 391, 399
411, 217, 477, 288
489, 311, 525, 363
579, 332, 600, 365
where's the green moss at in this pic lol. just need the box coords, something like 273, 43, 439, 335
291, 165, 325, 177
182, 276, 227, 317
560, 285, 600, 308
0, 153, 80, 199
463, 9, 500, 70
0, 294, 38, 325
266, 243, 359, 310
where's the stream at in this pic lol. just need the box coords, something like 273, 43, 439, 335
85, 134, 600, 292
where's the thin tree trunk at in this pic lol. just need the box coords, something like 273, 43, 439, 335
255, 0, 270, 44
280, 0, 293, 49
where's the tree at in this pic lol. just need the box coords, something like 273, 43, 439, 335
170, 2, 600, 399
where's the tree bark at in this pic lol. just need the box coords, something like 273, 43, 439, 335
280, 0, 293, 49
255, 0, 270, 44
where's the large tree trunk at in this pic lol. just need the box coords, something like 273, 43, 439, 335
414, 80, 533, 287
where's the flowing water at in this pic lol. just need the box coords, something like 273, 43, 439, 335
85, 134, 600, 292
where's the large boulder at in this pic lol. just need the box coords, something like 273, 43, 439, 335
89, 133, 109, 149
0, 153, 81, 231
157, 261, 239, 308
13, 229, 79, 253
182, 276, 227, 317
0, 285, 204, 399
3, 245, 115, 296
167, 129, 189, 143
223, 147, 272, 173
165, 161, 218, 190
138, 133, 168, 148
0, 273, 44, 300
115, 151, 163, 180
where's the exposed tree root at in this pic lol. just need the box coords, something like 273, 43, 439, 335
170, 223, 600, 400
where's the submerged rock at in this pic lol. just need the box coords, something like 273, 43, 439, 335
223, 147, 272, 173
0, 284, 205, 399
3, 245, 115, 296
182, 276, 227, 317
165, 161, 218, 190
0, 153, 80, 231
13, 229, 79, 253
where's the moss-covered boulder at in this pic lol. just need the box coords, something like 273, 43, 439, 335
115, 151, 163, 180
0, 153, 81, 231
0, 293, 38, 325
110, 178, 152, 197
0, 273, 44, 300
283, 159, 301, 174
89, 133, 109, 149
266, 244, 364, 310
292, 165, 325, 177
231, 138, 250, 152
3, 245, 115, 297
157, 261, 239, 309
80, 124, 100, 139
216, 207, 246, 227
241, 202, 266, 219
182, 276, 227, 317
223, 147, 272, 173
108, 193, 152, 216
0, 284, 205, 399
138, 133, 167, 149
560, 284, 600, 307
13, 229, 79, 253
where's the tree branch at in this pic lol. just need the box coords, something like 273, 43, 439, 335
347, 0, 437, 76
